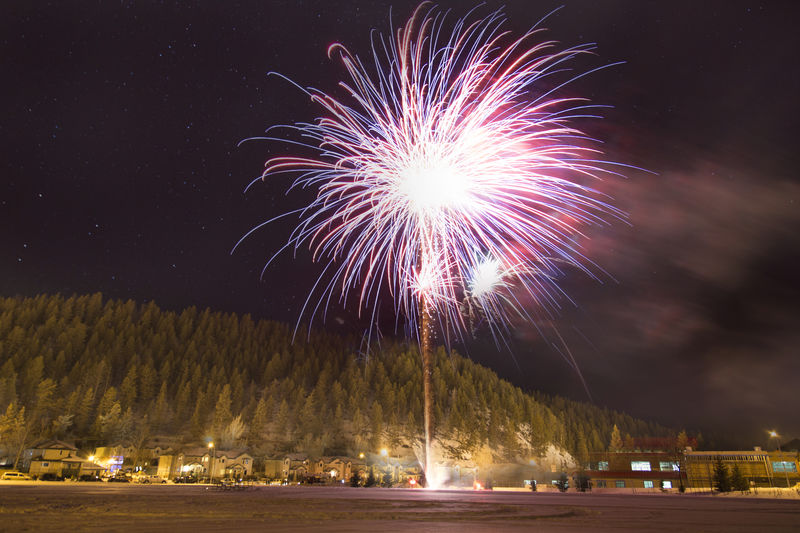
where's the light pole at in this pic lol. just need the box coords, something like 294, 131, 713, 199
358, 452, 367, 485
208, 442, 215, 484
769, 431, 791, 489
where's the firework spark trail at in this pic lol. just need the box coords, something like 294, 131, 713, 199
240, 3, 625, 343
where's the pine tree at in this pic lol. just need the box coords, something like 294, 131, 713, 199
119, 366, 138, 409
576, 433, 590, 468
608, 424, 622, 452
151, 381, 172, 431
730, 463, 749, 492
32, 378, 57, 435
189, 391, 208, 439
369, 403, 383, 450
364, 467, 377, 487
74, 387, 95, 434
274, 399, 293, 446
623, 433, 635, 451
713, 458, 732, 492
51, 414, 74, 439
249, 396, 270, 443
211, 384, 233, 438
0, 403, 27, 469
676, 430, 689, 451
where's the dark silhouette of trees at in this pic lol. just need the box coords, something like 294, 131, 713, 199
555, 472, 569, 492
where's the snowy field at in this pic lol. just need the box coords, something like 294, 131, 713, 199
1, 482, 798, 532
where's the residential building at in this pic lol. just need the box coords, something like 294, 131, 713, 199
157, 447, 253, 480
22, 440, 103, 479
316, 456, 353, 483
263, 455, 368, 483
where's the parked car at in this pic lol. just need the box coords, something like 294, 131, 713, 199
134, 474, 166, 484
107, 475, 131, 483
38, 473, 65, 481
78, 474, 102, 482
1, 471, 32, 481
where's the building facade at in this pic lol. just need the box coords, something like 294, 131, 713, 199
684, 447, 799, 489
22, 440, 103, 479
585, 451, 684, 490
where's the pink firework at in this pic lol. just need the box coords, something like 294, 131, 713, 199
241, 4, 624, 340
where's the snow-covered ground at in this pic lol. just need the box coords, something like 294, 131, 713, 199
1, 482, 799, 532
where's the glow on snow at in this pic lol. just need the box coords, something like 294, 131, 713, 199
243, 3, 623, 342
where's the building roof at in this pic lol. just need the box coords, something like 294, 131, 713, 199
180, 447, 214, 457
322, 456, 351, 464
219, 449, 251, 459
28, 439, 77, 451
684, 450, 768, 457
588, 451, 681, 458
32, 454, 87, 464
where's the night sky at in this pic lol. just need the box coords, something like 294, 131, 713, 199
2, 1, 798, 447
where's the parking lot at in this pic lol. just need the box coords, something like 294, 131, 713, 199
1, 482, 799, 532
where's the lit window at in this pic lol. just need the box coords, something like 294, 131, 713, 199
615, 480, 625, 488
663, 481, 672, 489
659, 461, 679, 471
596, 480, 606, 488
643, 481, 654, 489
597, 461, 609, 471
631, 461, 651, 471
550, 464, 557, 473
772, 461, 797, 473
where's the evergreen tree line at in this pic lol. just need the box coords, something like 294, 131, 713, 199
0, 293, 675, 463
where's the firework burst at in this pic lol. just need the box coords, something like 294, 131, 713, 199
241, 4, 623, 343
240, 2, 628, 483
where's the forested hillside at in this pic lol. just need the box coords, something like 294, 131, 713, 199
0, 293, 676, 462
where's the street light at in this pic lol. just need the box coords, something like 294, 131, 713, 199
769, 431, 791, 489
208, 442, 215, 485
